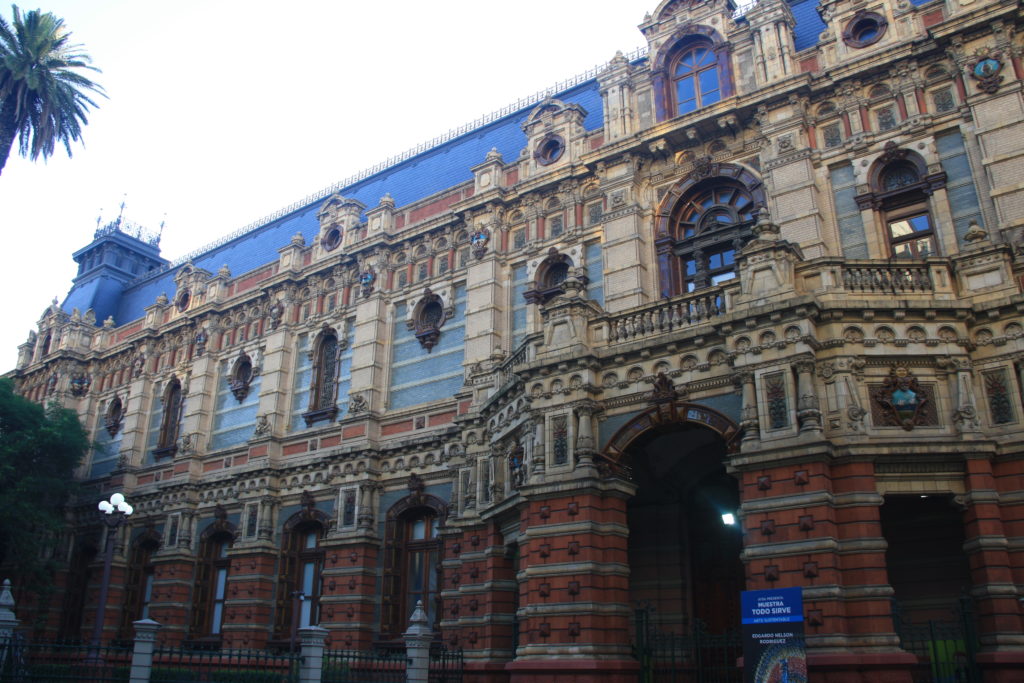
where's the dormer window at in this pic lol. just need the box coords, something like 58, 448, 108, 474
672, 42, 721, 115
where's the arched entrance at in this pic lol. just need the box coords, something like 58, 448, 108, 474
602, 401, 745, 681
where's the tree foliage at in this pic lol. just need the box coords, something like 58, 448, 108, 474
0, 377, 88, 587
0, 4, 105, 175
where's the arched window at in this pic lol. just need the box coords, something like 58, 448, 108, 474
655, 163, 765, 297
381, 479, 446, 639
190, 530, 233, 642
155, 377, 183, 458
671, 42, 721, 115
652, 28, 732, 122
303, 330, 340, 426
275, 500, 328, 644
857, 144, 944, 258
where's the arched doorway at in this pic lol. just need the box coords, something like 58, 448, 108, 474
602, 400, 745, 680
627, 423, 743, 635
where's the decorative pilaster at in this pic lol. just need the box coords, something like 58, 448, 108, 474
795, 360, 822, 433
737, 371, 760, 448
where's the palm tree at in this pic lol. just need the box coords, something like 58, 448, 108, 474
0, 5, 105, 175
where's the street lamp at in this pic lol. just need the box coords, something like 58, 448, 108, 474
88, 493, 133, 657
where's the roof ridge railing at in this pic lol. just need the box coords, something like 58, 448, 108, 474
125, 45, 649, 288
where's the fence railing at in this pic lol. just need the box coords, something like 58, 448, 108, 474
321, 649, 405, 683
149, 645, 299, 682
605, 288, 727, 346
428, 647, 463, 683
841, 263, 934, 293
0, 636, 132, 682
893, 599, 980, 683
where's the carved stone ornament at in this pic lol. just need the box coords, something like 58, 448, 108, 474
872, 366, 929, 431
878, 140, 909, 166
348, 393, 368, 414
969, 54, 1004, 94
105, 396, 124, 437
69, 373, 91, 397
407, 472, 426, 505
227, 351, 255, 403
470, 229, 490, 260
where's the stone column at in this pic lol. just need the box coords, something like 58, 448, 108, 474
297, 626, 328, 683
795, 360, 822, 433
574, 403, 597, 473
129, 619, 161, 683
404, 601, 432, 683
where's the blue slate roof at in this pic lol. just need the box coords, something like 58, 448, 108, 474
74, 78, 604, 328
65, 0, 931, 327
790, 0, 827, 52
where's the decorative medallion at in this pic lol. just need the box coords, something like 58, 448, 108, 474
470, 229, 490, 260
970, 55, 1004, 94
69, 373, 91, 398
359, 270, 376, 297
872, 366, 929, 430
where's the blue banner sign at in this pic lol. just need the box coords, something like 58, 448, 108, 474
741, 586, 804, 624
742, 587, 807, 683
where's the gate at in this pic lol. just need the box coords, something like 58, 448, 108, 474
633, 608, 742, 683
893, 598, 981, 683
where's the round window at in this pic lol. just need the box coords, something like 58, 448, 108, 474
175, 289, 190, 312
535, 135, 565, 166
843, 12, 887, 48
322, 227, 342, 251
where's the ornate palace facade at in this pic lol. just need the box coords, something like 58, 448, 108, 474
8, 0, 1024, 680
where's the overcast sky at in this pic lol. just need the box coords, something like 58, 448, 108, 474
0, 1, 650, 371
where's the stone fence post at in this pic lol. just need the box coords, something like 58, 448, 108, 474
0, 579, 20, 673
403, 601, 432, 683
130, 619, 161, 683
298, 626, 328, 683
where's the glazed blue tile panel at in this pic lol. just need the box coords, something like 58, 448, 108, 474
586, 241, 604, 306
211, 360, 261, 450
145, 392, 164, 463
390, 287, 466, 410
512, 264, 529, 349
936, 131, 983, 247
831, 165, 869, 258
108, 82, 604, 327
89, 420, 122, 479
290, 334, 313, 433
790, 0, 827, 52
335, 343, 353, 418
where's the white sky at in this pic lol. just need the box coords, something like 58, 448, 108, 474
0, 1, 650, 371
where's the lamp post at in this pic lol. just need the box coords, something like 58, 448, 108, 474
88, 493, 133, 657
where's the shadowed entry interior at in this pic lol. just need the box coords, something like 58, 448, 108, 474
627, 424, 744, 635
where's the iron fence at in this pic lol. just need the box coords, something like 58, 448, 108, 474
428, 647, 462, 683
149, 645, 299, 683
634, 610, 742, 683
894, 599, 980, 683
321, 648, 405, 683
0, 636, 132, 683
